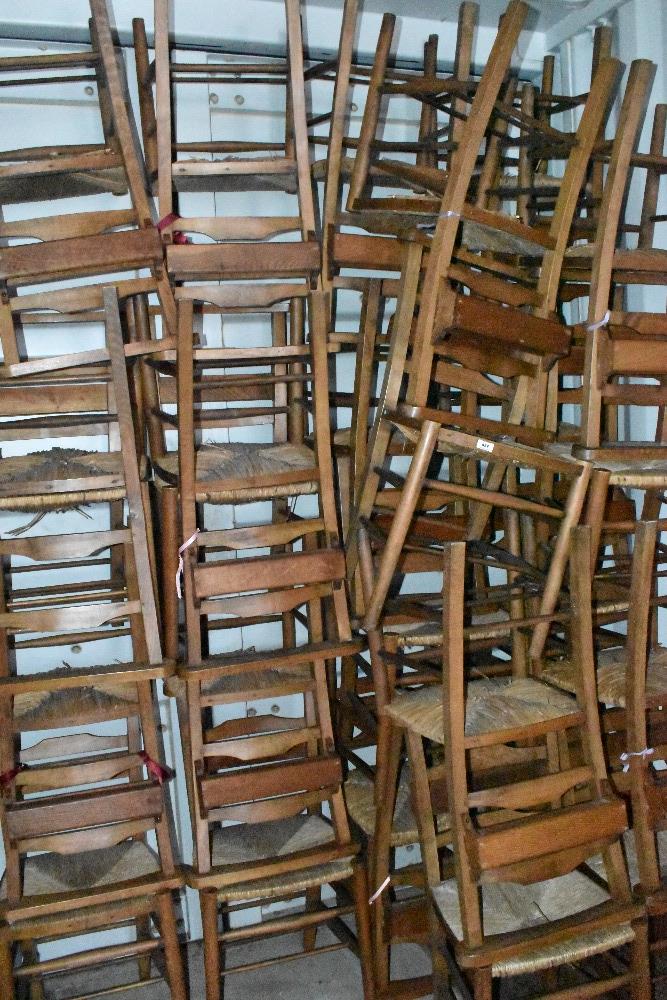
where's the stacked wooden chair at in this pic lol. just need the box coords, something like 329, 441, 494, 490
371, 530, 650, 1000
0, 8, 187, 990
0, 290, 187, 997
0, 0, 176, 337
171, 536, 374, 998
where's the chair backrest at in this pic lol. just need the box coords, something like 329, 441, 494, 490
152, 0, 316, 245
180, 541, 356, 874
407, 52, 624, 409
186, 539, 350, 664
0, 0, 157, 285
575, 60, 658, 452
346, 0, 484, 213
360, 414, 593, 671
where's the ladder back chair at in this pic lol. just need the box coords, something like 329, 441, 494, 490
173, 542, 373, 999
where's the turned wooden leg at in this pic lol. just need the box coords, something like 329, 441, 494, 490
352, 865, 376, 999
156, 892, 188, 1000
0, 941, 16, 1000
201, 890, 221, 1000
160, 487, 180, 660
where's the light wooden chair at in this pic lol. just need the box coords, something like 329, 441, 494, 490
136, 0, 319, 290
0, 287, 162, 664
172, 543, 373, 999
373, 529, 649, 999
346, 1, 483, 216
0, 661, 186, 999
138, 285, 339, 658
0, 0, 176, 335
345, 50, 623, 581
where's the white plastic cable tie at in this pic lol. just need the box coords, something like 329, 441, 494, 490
175, 528, 201, 599
620, 747, 654, 772
416, 210, 461, 231
587, 310, 610, 332
369, 875, 391, 905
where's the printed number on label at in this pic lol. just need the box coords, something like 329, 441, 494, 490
476, 439, 494, 453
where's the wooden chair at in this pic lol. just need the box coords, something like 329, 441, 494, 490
544, 60, 663, 567
135, 0, 319, 290
542, 522, 667, 937
0, 662, 186, 999
608, 521, 667, 986
159, 287, 340, 660
336, 414, 594, 886
346, 0, 484, 215
172, 542, 374, 999
0, 287, 162, 664
344, 51, 623, 580
373, 529, 649, 999
483, 25, 613, 233
0, 0, 176, 335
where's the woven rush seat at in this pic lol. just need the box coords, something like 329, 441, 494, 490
0, 841, 159, 901
12, 674, 139, 730
201, 667, 313, 703
344, 768, 450, 846
432, 870, 634, 976
385, 609, 511, 649
0, 167, 129, 204
0, 448, 128, 510
542, 645, 667, 708
460, 220, 546, 257
153, 442, 318, 502
210, 814, 354, 901
546, 440, 667, 487
385, 678, 579, 743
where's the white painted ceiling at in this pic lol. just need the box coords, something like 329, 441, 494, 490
305, 0, 595, 29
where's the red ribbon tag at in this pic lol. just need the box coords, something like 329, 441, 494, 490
156, 213, 189, 245
0, 763, 26, 789
139, 751, 174, 785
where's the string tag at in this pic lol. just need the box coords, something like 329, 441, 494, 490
0, 763, 26, 790
369, 875, 391, 905
156, 212, 189, 245
175, 528, 200, 599
587, 310, 610, 332
139, 751, 174, 785
477, 439, 494, 454
620, 747, 654, 772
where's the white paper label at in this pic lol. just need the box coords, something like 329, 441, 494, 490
476, 439, 494, 453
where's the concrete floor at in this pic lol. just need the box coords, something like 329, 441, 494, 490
31, 928, 667, 999
42, 931, 432, 999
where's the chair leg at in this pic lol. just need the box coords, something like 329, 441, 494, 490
201, 890, 221, 1000
160, 487, 180, 660
0, 941, 16, 1000
21, 941, 44, 1000
472, 967, 493, 1000
136, 914, 153, 981
303, 886, 320, 951
371, 722, 403, 993
29, 976, 45, 1000
156, 891, 188, 1000
431, 943, 450, 1000
630, 916, 651, 1000
352, 863, 376, 1000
